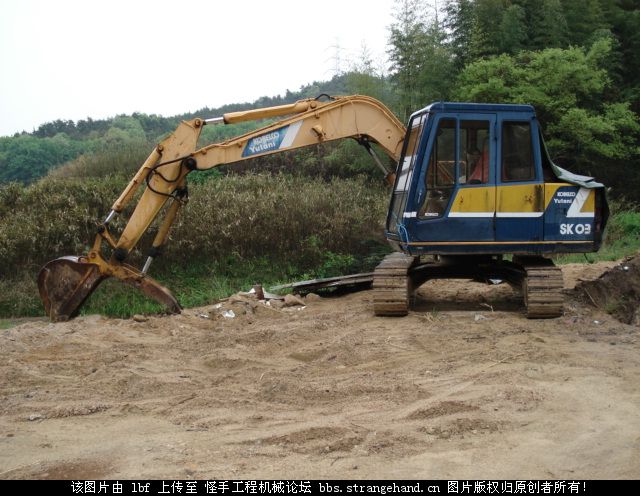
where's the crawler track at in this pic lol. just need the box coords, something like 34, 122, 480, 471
514, 256, 564, 318
372, 253, 564, 318
372, 253, 417, 316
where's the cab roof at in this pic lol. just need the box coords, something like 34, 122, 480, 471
423, 101, 535, 114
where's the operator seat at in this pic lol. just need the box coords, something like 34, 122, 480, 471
468, 140, 489, 184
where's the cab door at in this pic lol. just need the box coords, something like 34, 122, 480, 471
495, 118, 544, 242
411, 114, 497, 243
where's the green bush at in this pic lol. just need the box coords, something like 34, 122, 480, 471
166, 173, 388, 271
0, 178, 127, 276
48, 141, 151, 179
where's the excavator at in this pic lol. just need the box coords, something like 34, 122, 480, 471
38, 95, 608, 321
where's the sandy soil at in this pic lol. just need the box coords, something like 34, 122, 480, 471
1, 260, 639, 480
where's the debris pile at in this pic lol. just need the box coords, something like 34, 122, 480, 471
207, 286, 315, 319
576, 253, 640, 324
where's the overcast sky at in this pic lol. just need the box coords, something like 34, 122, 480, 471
0, 0, 396, 137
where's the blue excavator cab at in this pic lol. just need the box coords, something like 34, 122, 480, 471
385, 102, 608, 256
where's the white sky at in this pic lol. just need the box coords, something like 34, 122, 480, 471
0, 0, 395, 137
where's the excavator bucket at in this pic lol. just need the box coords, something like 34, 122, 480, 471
38, 256, 182, 321
38, 257, 105, 322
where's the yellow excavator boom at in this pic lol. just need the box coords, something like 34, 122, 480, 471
38, 95, 406, 321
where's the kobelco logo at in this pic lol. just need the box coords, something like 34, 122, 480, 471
246, 130, 283, 155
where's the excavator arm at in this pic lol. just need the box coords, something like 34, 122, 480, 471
38, 95, 406, 321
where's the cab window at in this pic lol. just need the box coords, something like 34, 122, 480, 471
395, 114, 425, 193
387, 114, 426, 231
502, 122, 535, 181
459, 120, 490, 184
419, 118, 455, 218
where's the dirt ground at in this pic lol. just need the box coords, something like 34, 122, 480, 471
1, 259, 639, 480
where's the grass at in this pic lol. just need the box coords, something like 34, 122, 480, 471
0, 275, 47, 318
0, 320, 15, 330
83, 248, 391, 318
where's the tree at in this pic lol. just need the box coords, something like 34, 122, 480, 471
561, 0, 605, 47
498, 4, 527, 54
453, 40, 640, 191
345, 42, 390, 103
388, 0, 454, 118
388, 0, 429, 118
418, 14, 456, 103
444, 0, 476, 70
0, 134, 84, 183
603, 0, 640, 113
103, 116, 147, 146
468, 0, 506, 59
531, 0, 569, 49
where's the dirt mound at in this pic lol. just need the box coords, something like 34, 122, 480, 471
576, 253, 640, 324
